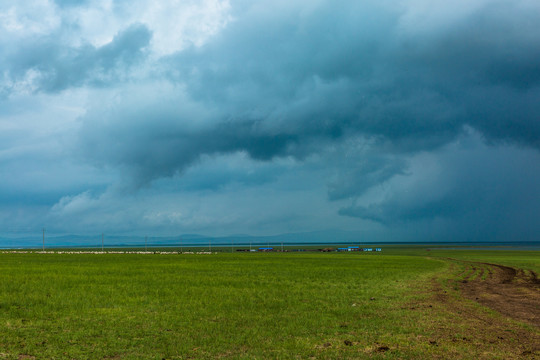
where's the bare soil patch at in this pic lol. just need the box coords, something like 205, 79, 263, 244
458, 261, 540, 327
413, 260, 540, 359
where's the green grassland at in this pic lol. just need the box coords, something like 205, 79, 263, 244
426, 249, 540, 273
0, 249, 538, 359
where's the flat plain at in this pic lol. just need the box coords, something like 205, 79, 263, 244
0, 247, 538, 359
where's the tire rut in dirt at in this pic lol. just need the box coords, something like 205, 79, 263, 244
457, 261, 539, 327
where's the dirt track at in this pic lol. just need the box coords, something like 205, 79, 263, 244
456, 261, 540, 327
420, 260, 540, 358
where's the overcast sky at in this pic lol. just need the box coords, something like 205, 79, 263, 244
1, 0, 539, 242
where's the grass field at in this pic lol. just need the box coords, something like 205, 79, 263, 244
0, 249, 538, 359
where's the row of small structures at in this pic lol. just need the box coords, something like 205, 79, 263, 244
237, 246, 382, 252
337, 246, 382, 252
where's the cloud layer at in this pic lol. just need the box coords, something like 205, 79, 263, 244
0, 0, 539, 242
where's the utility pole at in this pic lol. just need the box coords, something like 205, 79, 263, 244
101, 233, 104, 251
209, 239, 212, 252
42, 228, 45, 251
145, 236, 147, 252
180, 236, 183, 253
281, 242, 284, 252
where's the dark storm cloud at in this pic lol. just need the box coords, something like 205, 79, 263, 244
0, 0, 521, 239
327, 156, 407, 202
164, 0, 540, 146
81, 109, 302, 186
3, 24, 151, 92
337, 134, 540, 241
79, 0, 540, 187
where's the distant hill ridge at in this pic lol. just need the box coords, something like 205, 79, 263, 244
1, 231, 538, 249
0, 230, 363, 248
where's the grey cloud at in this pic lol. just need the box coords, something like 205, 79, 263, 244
164, 159, 281, 193
76, 0, 540, 189
328, 156, 407, 201
0, 151, 110, 208
339, 197, 460, 224
170, 0, 539, 147
409, 3, 540, 90
2, 0, 537, 239
81, 111, 301, 185
338, 135, 540, 241
465, 87, 540, 148
3, 24, 151, 92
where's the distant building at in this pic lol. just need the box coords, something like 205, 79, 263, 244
258, 247, 273, 252
375, 248, 382, 252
